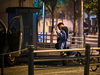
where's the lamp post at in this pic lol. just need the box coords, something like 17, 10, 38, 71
43, 2, 45, 48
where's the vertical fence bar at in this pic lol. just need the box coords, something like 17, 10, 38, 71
46, 32, 47, 43
40, 33, 42, 42
1, 55, 4, 75
84, 33, 86, 48
70, 33, 73, 47
84, 44, 90, 75
70, 36, 72, 47
44, 33, 45, 48
28, 45, 34, 75
50, 34, 51, 48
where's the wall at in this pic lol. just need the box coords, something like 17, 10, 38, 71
38, 18, 73, 34
0, 0, 33, 26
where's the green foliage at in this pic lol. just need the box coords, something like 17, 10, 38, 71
84, 0, 98, 15
33, 0, 43, 7
33, 0, 43, 16
41, 0, 68, 12
57, 0, 69, 6
33, 0, 68, 16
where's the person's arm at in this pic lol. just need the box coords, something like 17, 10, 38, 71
56, 29, 66, 39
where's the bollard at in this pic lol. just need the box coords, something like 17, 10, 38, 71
1, 55, 4, 75
84, 44, 90, 75
28, 45, 34, 75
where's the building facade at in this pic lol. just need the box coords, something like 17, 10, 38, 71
0, 0, 33, 26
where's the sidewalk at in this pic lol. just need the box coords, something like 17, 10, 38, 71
0, 65, 99, 75
0, 66, 85, 75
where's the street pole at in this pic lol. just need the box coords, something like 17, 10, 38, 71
43, 2, 45, 48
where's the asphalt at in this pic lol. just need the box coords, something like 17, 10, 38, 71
0, 65, 100, 75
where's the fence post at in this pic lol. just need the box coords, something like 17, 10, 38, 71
1, 55, 4, 75
84, 44, 90, 75
28, 45, 34, 75
84, 33, 86, 48
70, 37, 72, 47
70, 33, 73, 47
46, 32, 47, 43
50, 34, 51, 48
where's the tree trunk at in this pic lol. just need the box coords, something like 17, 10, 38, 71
98, 0, 100, 47
72, 0, 77, 44
78, 0, 83, 48
51, 11, 54, 43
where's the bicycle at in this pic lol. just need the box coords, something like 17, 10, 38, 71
62, 47, 83, 65
90, 50, 100, 71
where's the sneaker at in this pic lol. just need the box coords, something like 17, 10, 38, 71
61, 53, 67, 57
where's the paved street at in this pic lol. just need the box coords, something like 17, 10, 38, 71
0, 66, 85, 75
0, 65, 100, 75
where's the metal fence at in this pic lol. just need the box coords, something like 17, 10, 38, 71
38, 33, 98, 48
34, 44, 100, 75
1, 44, 100, 75
0, 45, 33, 75
38, 33, 86, 48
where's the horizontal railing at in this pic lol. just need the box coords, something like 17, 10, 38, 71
33, 45, 100, 75
1, 44, 100, 75
38, 33, 85, 48
0, 46, 33, 75
38, 33, 98, 48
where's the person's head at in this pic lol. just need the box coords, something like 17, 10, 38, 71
57, 22, 64, 29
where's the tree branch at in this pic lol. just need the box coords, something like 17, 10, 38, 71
53, 0, 57, 10
49, 0, 53, 6
51, 0, 57, 12
46, 5, 52, 13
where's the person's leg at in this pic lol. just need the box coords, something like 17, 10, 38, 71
68, 51, 77, 57
60, 42, 66, 57
60, 42, 67, 65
